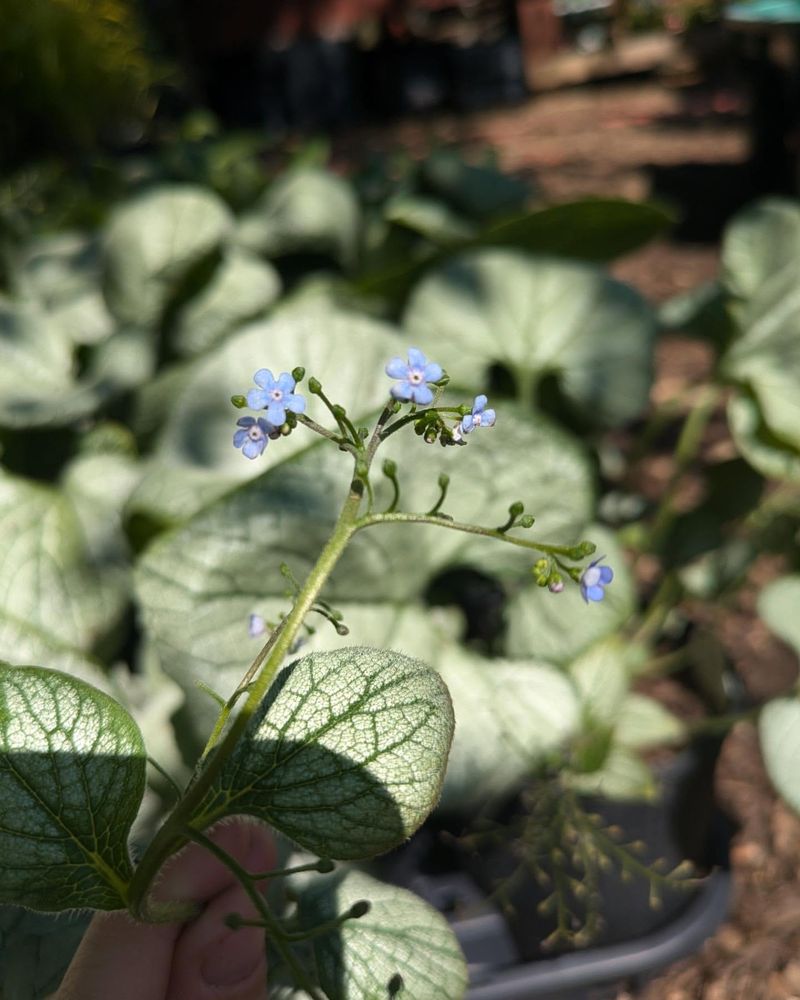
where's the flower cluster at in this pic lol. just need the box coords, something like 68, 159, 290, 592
233, 370, 305, 459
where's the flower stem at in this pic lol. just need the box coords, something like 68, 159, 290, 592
355, 510, 582, 559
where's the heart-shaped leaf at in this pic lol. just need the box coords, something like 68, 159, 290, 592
0, 461, 132, 652
760, 696, 800, 814
102, 184, 234, 327
295, 868, 467, 1000
757, 575, 800, 657
192, 647, 454, 860
236, 168, 361, 269
171, 249, 281, 357
0, 665, 145, 911
403, 249, 656, 425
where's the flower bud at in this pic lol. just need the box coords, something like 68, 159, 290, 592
308, 377, 322, 394
508, 501, 524, 518
230, 394, 247, 409
292, 366, 306, 383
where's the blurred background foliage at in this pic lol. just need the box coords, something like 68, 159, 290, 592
0, 0, 161, 168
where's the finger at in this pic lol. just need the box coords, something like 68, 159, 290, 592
166, 821, 274, 1000
55, 820, 275, 1000
54, 910, 179, 1000
155, 819, 275, 906
167, 879, 268, 1000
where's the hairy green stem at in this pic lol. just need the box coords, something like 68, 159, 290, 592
128, 481, 365, 918
355, 510, 583, 559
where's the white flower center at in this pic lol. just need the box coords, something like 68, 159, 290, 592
270, 389, 284, 401
473, 413, 483, 427
248, 427, 263, 441
583, 566, 601, 587
408, 369, 424, 385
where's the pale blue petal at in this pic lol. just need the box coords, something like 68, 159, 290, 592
276, 372, 296, 394
586, 584, 605, 602
473, 394, 488, 412
390, 381, 413, 401
233, 429, 248, 447
599, 566, 614, 584
266, 402, 286, 425
236, 416, 256, 428
286, 392, 306, 414
461, 414, 475, 433
411, 385, 434, 405
407, 347, 427, 369
482, 409, 496, 427
386, 357, 409, 379
253, 368, 276, 390
247, 388, 270, 409
242, 438, 265, 459
423, 362, 443, 382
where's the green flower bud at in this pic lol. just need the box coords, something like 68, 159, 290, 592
230, 394, 247, 409
308, 377, 322, 394
291, 366, 306, 383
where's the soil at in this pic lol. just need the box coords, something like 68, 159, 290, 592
333, 64, 800, 999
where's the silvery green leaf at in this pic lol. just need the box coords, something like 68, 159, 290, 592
567, 745, 656, 800
237, 168, 361, 269
171, 248, 281, 357
727, 391, 800, 482
0, 465, 130, 651
0, 612, 109, 692
0, 302, 73, 426
722, 262, 800, 453
614, 693, 685, 750
0, 665, 145, 911
505, 526, 634, 664
10, 231, 113, 347
569, 635, 633, 725
757, 575, 800, 657
193, 647, 454, 860
403, 249, 655, 425
437, 647, 579, 811
759, 696, 800, 813
295, 869, 467, 1000
722, 197, 800, 302
0, 301, 154, 428
102, 184, 234, 327
384, 193, 477, 245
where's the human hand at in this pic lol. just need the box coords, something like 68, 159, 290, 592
55, 820, 275, 1000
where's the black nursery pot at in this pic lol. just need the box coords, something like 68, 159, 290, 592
378, 739, 732, 1000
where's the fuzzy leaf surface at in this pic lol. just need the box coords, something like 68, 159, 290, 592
296, 869, 467, 1000
193, 648, 454, 859
404, 249, 655, 425
0, 666, 145, 911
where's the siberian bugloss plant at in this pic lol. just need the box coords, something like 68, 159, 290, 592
0, 346, 608, 998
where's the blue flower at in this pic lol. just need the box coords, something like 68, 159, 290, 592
580, 557, 614, 604
385, 348, 442, 405
247, 369, 306, 425
460, 395, 496, 436
249, 613, 267, 638
233, 416, 273, 459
